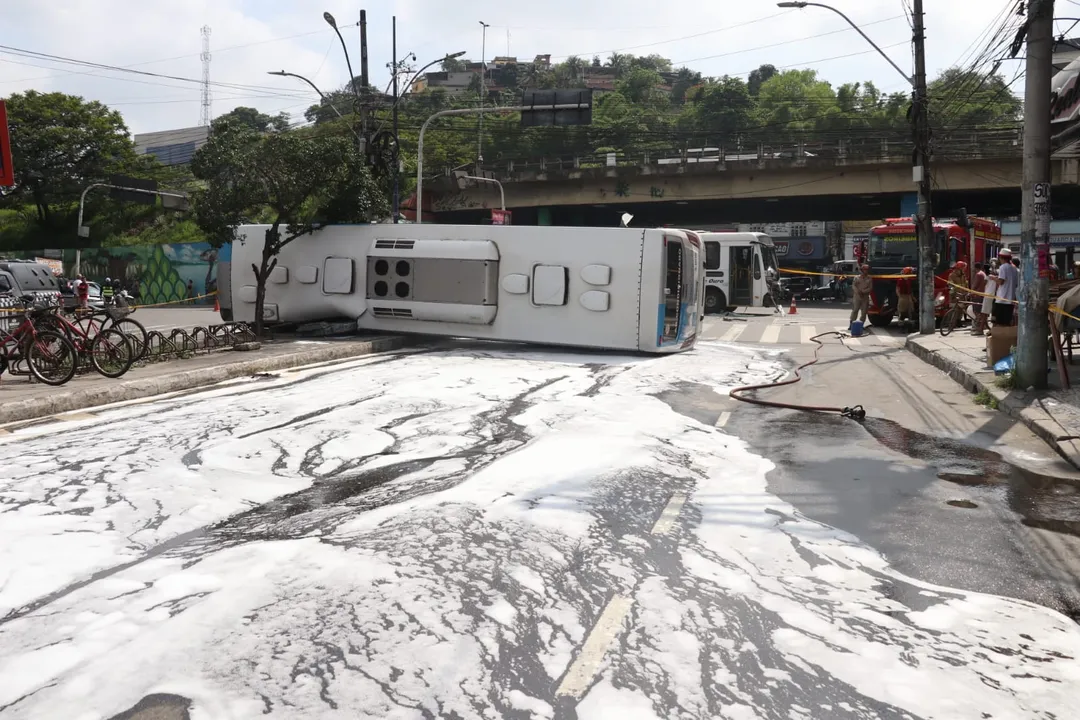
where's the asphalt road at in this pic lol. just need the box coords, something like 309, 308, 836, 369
128, 306, 224, 332
0, 327, 1078, 720
700, 305, 1080, 619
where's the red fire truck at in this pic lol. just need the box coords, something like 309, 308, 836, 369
864, 217, 1002, 326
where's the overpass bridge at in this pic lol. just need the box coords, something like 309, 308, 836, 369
426, 126, 1080, 225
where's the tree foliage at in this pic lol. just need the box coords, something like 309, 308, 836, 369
2, 90, 137, 226
190, 119, 387, 335
213, 106, 291, 133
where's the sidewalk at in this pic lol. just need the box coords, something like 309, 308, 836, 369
0, 335, 405, 426
906, 330, 1080, 468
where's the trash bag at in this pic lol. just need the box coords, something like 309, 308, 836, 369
994, 354, 1015, 375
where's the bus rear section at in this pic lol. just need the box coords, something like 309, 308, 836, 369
699, 232, 780, 313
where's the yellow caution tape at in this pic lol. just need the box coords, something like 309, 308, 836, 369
778, 268, 916, 280
0, 291, 218, 314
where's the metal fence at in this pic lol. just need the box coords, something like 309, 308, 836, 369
478, 126, 1025, 177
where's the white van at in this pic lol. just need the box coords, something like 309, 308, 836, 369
696, 232, 781, 313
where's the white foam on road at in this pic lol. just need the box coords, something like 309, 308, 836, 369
1, 342, 1078, 719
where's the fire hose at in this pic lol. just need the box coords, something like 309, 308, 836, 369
728, 331, 867, 420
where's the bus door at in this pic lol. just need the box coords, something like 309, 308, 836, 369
729, 245, 753, 306
660, 235, 701, 346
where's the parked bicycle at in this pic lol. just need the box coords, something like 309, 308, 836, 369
61, 299, 149, 362
0, 296, 78, 386
34, 306, 135, 378
939, 298, 971, 337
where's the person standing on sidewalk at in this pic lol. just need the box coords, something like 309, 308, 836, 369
971, 262, 989, 336
851, 264, 873, 326
896, 266, 915, 330
994, 248, 1018, 327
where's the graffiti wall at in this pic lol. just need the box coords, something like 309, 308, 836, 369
5, 242, 221, 306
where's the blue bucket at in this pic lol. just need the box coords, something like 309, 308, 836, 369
850, 320, 865, 337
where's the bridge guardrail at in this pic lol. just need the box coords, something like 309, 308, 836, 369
475, 126, 1025, 177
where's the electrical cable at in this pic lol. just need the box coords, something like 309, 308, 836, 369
728, 331, 866, 420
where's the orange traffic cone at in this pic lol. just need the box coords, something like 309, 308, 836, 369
788, 296, 798, 315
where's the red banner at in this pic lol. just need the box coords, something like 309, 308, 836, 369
0, 101, 13, 187
491, 209, 512, 225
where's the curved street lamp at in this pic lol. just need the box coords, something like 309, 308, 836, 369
267, 70, 344, 119
323, 11, 361, 102
776, 2, 913, 85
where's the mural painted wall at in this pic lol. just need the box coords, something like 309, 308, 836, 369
4, 242, 221, 306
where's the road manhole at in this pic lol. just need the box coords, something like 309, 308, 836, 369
946, 499, 979, 509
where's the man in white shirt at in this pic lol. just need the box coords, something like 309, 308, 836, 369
993, 249, 1018, 326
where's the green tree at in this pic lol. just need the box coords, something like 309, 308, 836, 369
441, 57, 468, 72
214, 106, 291, 133
2, 90, 137, 227
191, 119, 388, 336
748, 64, 778, 96
689, 76, 754, 138
755, 69, 837, 138
929, 68, 1022, 130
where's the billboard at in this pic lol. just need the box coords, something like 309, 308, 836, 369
0, 100, 13, 187
774, 237, 828, 260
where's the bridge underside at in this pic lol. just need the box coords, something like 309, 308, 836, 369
432, 156, 1080, 225
437, 185, 1080, 227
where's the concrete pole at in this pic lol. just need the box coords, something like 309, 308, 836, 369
1017, 0, 1055, 389
478, 22, 489, 164
912, 0, 936, 334
392, 15, 400, 224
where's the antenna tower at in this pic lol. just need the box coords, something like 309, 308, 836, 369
200, 26, 212, 127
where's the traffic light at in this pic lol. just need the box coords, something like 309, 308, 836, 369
520, 89, 593, 127
0, 101, 14, 188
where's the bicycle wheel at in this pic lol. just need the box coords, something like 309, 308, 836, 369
109, 317, 148, 361
939, 304, 961, 337
90, 328, 135, 378
27, 331, 78, 386
72, 311, 104, 341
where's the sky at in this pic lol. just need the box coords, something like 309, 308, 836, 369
0, 0, 1038, 136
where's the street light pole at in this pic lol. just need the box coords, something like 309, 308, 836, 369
478, 21, 489, 165
415, 103, 590, 224
324, 11, 365, 158
777, 1, 933, 334
267, 71, 344, 118
393, 16, 400, 223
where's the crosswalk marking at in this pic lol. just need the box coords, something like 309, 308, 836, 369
837, 326, 861, 346
707, 321, 903, 347
720, 324, 746, 342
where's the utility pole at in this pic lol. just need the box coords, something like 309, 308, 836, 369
359, 9, 370, 164
392, 15, 400, 223
912, 0, 935, 335
478, 21, 489, 165
1017, 0, 1055, 389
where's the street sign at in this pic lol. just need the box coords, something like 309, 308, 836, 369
0, 101, 14, 187
109, 175, 158, 205
491, 208, 512, 225
520, 89, 593, 127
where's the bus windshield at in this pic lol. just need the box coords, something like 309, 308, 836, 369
757, 243, 779, 277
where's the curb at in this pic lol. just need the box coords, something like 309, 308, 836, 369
0, 336, 405, 426
905, 336, 1080, 469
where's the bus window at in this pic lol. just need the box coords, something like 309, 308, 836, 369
663, 240, 683, 343
705, 241, 721, 270
753, 250, 762, 280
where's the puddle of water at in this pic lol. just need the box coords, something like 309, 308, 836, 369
862, 418, 1080, 539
